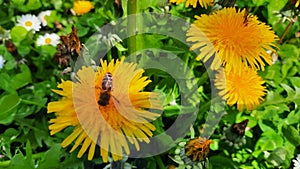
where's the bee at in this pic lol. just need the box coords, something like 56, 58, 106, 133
98, 72, 113, 106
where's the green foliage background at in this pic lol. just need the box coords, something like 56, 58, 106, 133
0, 0, 299, 168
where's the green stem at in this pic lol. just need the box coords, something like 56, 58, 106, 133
30, 46, 40, 53
107, 49, 112, 62
127, 0, 137, 60
0, 152, 45, 167
260, 97, 293, 107
198, 71, 209, 86
155, 156, 166, 169
21, 99, 46, 108
15, 119, 48, 133
279, 15, 298, 44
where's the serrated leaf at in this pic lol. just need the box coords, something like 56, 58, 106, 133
25, 140, 34, 166
258, 120, 275, 132
278, 44, 300, 59
282, 125, 300, 146
8, 152, 35, 169
267, 148, 287, 167
285, 110, 300, 125
36, 144, 61, 169
255, 131, 283, 151
281, 61, 293, 78
210, 156, 238, 169
1, 128, 19, 140
290, 77, 300, 88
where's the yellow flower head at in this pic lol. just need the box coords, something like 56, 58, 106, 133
296, 0, 300, 7
214, 68, 266, 111
169, 0, 214, 8
185, 137, 213, 161
187, 7, 278, 74
73, 0, 94, 15
47, 58, 163, 162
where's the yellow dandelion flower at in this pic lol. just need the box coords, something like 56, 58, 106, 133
214, 68, 266, 111
296, 0, 300, 7
169, 0, 214, 8
187, 7, 278, 74
185, 137, 213, 161
47, 58, 163, 162
73, 0, 94, 15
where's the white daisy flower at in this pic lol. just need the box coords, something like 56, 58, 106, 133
38, 10, 51, 26
0, 55, 6, 69
293, 154, 300, 169
17, 14, 41, 32
36, 33, 60, 47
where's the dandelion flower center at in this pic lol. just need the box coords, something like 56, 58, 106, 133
25, 21, 33, 26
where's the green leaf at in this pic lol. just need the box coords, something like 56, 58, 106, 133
139, 0, 158, 10
36, 144, 61, 169
290, 77, 300, 88
282, 124, 300, 146
25, 140, 34, 166
252, 0, 269, 6
115, 42, 127, 52
281, 60, 293, 78
1, 128, 19, 140
267, 0, 288, 25
13, 0, 41, 12
0, 128, 20, 158
51, 0, 62, 10
44, 10, 60, 28
38, 45, 57, 57
17, 45, 31, 56
0, 94, 20, 124
267, 148, 288, 168
210, 156, 238, 169
278, 43, 300, 60
8, 151, 35, 169
163, 105, 180, 117
255, 131, 283, 151
74, 24, 90, 37
121, 0, 127, 15
12, 0, 25, 6
258, 120, 275, 132
12, 64, 32, 90
210, 139, 219, 150
285, 110, 300, 125
0, 73, 15, 93
10, 26, 28, 45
